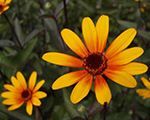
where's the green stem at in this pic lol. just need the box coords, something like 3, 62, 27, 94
63, 0, 68, 28
103, 102, 107, 120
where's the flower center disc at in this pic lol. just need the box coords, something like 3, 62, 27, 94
83, 53, 107, 75
0, 5, 3, 12
21, 89, 32, 101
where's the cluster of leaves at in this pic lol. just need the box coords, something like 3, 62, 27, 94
0, 0, 150, 120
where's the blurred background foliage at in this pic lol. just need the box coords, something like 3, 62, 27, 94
0, 0, 150, 120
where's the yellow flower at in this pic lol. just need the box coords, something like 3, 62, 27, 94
42, 15, 148, 105
136, 77, 150, 99
1, 71, 47, 115
0, 0, 12, 15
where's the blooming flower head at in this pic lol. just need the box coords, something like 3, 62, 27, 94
136, 77, 150, 99
42, 15, 148, 105
1, 71, 47, 115
0, 0, 12, 15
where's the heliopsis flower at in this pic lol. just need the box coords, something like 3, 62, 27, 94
136, 77, 150, 99
0, 0, 12, 15
42, 15, 148, 105
1, 71, 47, 115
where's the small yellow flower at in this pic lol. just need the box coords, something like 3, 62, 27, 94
136, 77, 150, 99
140, 8, 145, 12
1, 71, 47, 115
0, 0, 12, 15
42, 15, 148, 105
134, 0, 143, 1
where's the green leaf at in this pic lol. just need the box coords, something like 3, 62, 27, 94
63, 89, 80, 118
88, 101, 103, 117
0, 40, 15, 47
25, 28, 44, 44
137, 30, 150, 40
54, 0, 71, 17
117, 20, 137, 29
14, 18, 25, 46
71, 117, 85, 120
77, 1, 94, 13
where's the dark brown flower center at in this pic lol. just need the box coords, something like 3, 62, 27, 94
0, 5, 3, 12
83, 52, 107, 75
21, 89, 32, 101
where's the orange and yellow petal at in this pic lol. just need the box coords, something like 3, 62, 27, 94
52, 70, 88, 90
2, 98, 18, 105
141, 77, 150, 90
120, 62, 148, 75
96, 15, 109, 53
82, 17, 98, 52
8, 101, 24, 111
105, 28, 137, 59
107, 47, 144, 66
42, 52, 83, 67
136, 89, 150, 99
4, 84, 19, 93
61, 29, 88, 58
1, 92, 20, 99
33, 80, 45, 93
29, 71, 37, 91
94, 75, 111, 105
26, 100, 33, 115
11, 76, 23, 91
4, 0, 12, 4
33, 91, 47, 99
70, 73, 93, 104
16, 71, 27, 90
104, 69, 137, 88
31, 97, 41, 106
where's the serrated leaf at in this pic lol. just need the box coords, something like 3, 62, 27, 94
137, 30, 150, 40
88, 101, 103, 117
14, 18, 25, 46
54, 0, 70, 17
63, 89, 80, 118
0, 40, 15, 47
117, 20, 137, 29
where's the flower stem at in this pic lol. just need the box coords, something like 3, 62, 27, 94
103, 102, 107, 120
63, 0, 68, 28
3, 13, 23, 49
37, 106, 44, 120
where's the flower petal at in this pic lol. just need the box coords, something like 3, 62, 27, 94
52, 70, 88, 90
95, 75, 111, 105
107, 47, 144, 65
29, 71, 37, 91
42, 52, 83, 67
33, 80, 45, 93
16, 71, 27, 90
141, 77, 150, 90
61, 29, 88, 58
4, 84, 19, 93
11, 76, 23, 91
26, 100, 33, 115
82, 17, 98, 52
120, 62, 148, 75
33, 91, 47, 99
96, 15, 109, 53
8, 101, 24, 111
4, 0, 12, 4
104, 69, 137, 88
31, 97, 41, 106
1, 92, 20, 98
105, 28, 137, 59
70, 73, 93, 104
3, 98, 18, 105
136, 89, 150, 99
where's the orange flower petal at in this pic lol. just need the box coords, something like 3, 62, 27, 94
42, 52, 83, 67
141, 77, 150, 90
136, 89, 150, 99
4, 0, 12, 4
33, 80, 45, 93
3, 6, 9, 11
107, 47, 144, 65
4, 84, 19, 93
70, 73, 93, 104
82, 17, 98, 52
29, 71, 37, 91
8, 101, 24, 111
1, 92, 20, 98
104, 69, 137, 88
96, 15, 109, 53
105, 28, 137, 59
3, 98, 18, 105
95, 75, 111, 105
52, 70, 88, 90
33, 91, 47, 99
16, 71, 27, 90
26, 100, 33, 115
11, 76, 23, 91
61, 29, 88, 58
31, 97, 41, 106
120, 62, 148, 75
